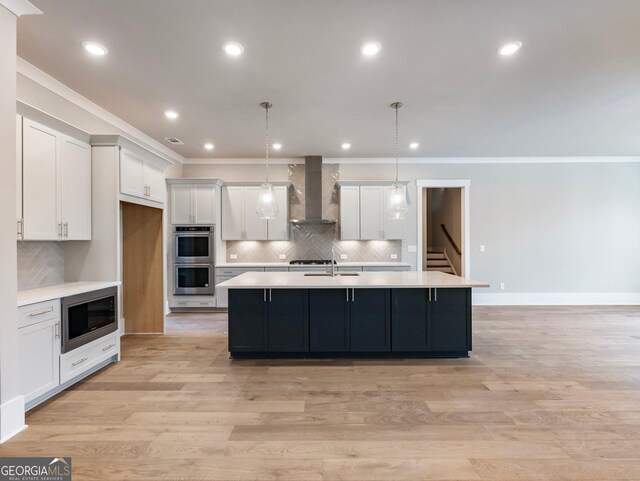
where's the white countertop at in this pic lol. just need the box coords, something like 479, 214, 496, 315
216, 271, 489, 289
216, 262, 411, 268
18, 281, 121, 307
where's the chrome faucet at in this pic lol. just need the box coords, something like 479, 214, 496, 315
330, 248, 337, 277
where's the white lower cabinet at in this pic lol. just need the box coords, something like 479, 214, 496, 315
18, 316, 60, 404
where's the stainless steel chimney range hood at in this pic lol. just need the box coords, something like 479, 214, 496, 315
289, 156, 337, 224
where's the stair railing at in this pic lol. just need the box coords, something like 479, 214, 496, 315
440, 224, 461, 256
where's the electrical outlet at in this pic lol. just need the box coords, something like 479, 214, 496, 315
480, 244, 485, 252
500, 282, 505, 290
278, 254, 286, 260
340, 254, 348, 260
407, 245, 417, 253
230, 254, 238, 260
390, 254, 398, 260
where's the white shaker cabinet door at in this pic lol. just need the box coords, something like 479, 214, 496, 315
221, 186, 244, 240
243, 186, 268, 240
60, 137, 92, 240
18, 318, 61, 403
267, 186, 289, 240
382, 186, 406, 240
120, 150, 145, 198
339, 186, 360, 240
359, 186, 383, 240
144, 161, 166, 203
171, 184, 193, 224
193, 184, 216, 224
16, 115, 22, 237
22, 119, 59, 240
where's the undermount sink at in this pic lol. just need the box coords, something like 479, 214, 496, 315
303, 273, 360, 277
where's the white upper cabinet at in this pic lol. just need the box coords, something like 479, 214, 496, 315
16, 115, 23, 239
339, 184, 406, 241
221, 185, 289, 240
339, 185, 360, 240
170, 183, 216, 225
120, 149, 165, 204
221, 186, 244, 239
22, 118, 92, 241
59, 138, 92, 240
267, 186, 289, 241
243, 186, 268, 240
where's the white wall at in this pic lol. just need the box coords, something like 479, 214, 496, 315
0, 4, 24, 443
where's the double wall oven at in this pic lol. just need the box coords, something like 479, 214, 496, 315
174, 226, 215, 295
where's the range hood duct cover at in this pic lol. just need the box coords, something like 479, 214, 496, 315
289, 156, 336, 224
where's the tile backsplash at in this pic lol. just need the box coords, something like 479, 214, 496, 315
17, 242, 64, 290
226, 162, 402, 263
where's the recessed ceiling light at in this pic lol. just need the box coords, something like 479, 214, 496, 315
223, 41, 244, 56
272, 143, 282, 150
497, 41, 523, 56
360, 41, 382, 56
82, 41, 108, 56
409, 142, 420, 149
164, 110, 179, 120
341, 142, 351, 150
204, 143, 214, 150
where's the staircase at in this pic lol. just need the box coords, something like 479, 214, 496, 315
426, 249, 456, 275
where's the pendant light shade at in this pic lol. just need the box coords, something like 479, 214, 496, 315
256, 101, 279, 219
387, 102, 408, 219
257, 182, 279, 219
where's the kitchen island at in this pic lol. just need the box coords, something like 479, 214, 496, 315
217, 271, 489, 359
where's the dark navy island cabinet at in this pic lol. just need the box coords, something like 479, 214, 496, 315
229, 287, 471, 358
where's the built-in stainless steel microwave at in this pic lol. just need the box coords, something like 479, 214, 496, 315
61, 287, 118, 353
174, 226, 214, 264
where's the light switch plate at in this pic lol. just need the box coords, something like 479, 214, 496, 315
407, 245, 417, 253
340, 254, 348, 260
500, 282, 505, 290
390, 254, 398, 259
230, 254, 238, 260
278, 254, 286, 260
480, 245, 486, 252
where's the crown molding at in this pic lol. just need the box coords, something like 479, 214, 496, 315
16, 57, 184, 165
324, 157, 640, 164
0, 0, 41, 16
185, 157, 302, 165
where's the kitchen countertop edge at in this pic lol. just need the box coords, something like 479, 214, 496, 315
18, 281, 122, 307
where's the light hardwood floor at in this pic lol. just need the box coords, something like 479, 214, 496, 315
2, 306, 640, 480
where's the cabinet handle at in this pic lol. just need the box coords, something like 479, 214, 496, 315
352, 288, 355, 302
17, 219, 23, 239
264, 289, 267, 302
64, 222, 69, 238
58, 222, 62, 237
147, 186, 151, 197
72, 357, 89, 367
434, 288, 437, 302
269, 289, 272, 302
428, 288, 432, 302
102, 343, 116, 351
346, 288, 350, 302
29, 307, 53, 317
55, 321, 60, 339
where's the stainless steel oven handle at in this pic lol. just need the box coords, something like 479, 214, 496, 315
72, 357, 89, 367
29, 307, 53, 317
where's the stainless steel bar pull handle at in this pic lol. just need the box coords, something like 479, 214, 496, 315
434, 288, 437, 302
72, 357, 89, 367
352, 288, 355, 302
102, 343, 116, 351
264, 289, 267, 302
346, 288, 350, 302
64, 222, 69, 238
29, 307, 53, 317
55, 322, 60, 339
428, 288, 432, 302
269, 289, 272, 302
58, 222, 62, 237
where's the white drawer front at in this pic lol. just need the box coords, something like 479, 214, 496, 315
18, 299, 60, 328
60, 333, 118, 384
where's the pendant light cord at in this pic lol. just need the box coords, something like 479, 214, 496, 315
394, 104, 399, 185
264, 103, 270, 183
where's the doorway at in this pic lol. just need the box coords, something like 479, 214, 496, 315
417, 180, 470, 276
121, 202, 164, 334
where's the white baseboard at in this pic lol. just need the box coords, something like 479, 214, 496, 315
473, 292, 640, 306
0, 395, 26, 444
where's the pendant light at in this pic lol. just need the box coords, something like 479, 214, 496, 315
256, 101, 279, 219
387, 102, 408, 219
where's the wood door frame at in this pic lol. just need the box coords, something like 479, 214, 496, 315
416, 179, 471, 276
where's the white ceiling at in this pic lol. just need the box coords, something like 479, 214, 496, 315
16, 0, 640, 159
